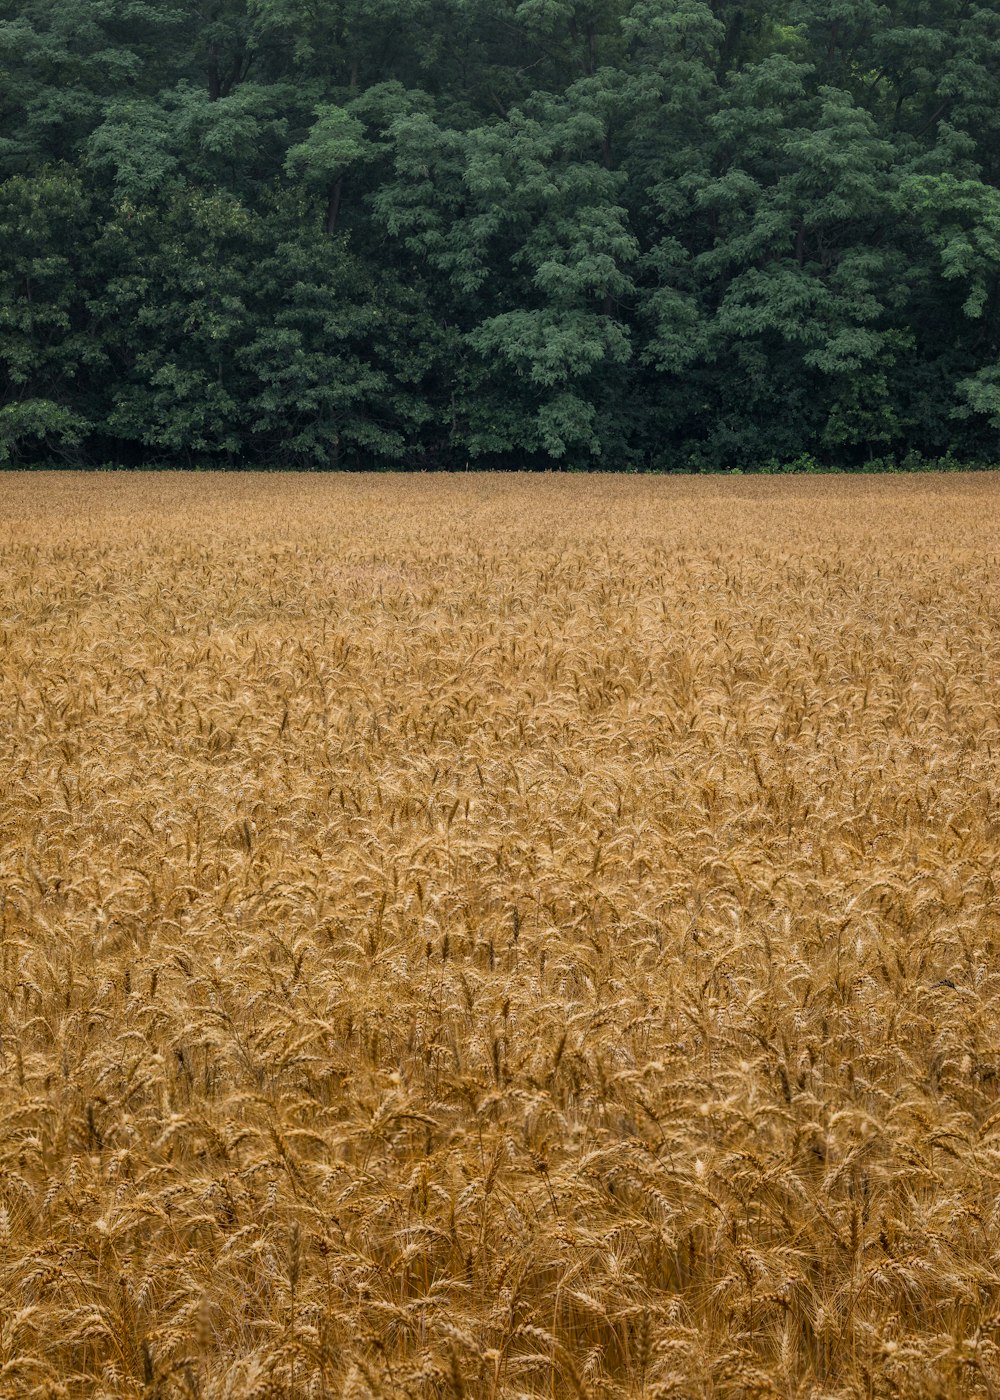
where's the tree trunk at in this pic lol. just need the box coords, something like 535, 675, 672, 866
208, 46, 221, 100
326, 178, 343, 235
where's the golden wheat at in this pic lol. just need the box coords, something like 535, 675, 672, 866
1, 471, 998, 1399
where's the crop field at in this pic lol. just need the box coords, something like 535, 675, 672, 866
1, 471, 999, 1400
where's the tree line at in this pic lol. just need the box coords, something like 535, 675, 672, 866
2, 0, 1000, 470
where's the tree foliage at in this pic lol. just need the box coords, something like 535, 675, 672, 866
2, 0, 1000, 468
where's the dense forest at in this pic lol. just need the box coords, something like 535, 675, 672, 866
2, 0, 1000, 470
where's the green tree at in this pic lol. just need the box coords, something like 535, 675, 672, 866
3, 0, 1000, 468
0, 166, 96, 462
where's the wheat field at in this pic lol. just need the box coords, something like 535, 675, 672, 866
1, 471, 999, 1400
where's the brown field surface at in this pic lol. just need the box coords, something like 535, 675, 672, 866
1, 471, 1000, 1400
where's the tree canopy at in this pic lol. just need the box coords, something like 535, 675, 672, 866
2, 0, 999, 469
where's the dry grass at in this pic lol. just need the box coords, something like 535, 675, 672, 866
1, 471, 999, 1400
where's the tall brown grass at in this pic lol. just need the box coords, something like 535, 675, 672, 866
1, 471, 998, 1398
